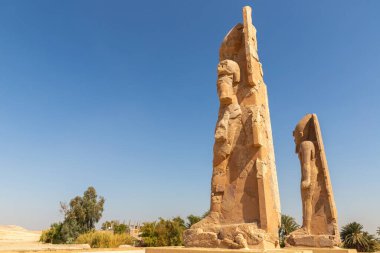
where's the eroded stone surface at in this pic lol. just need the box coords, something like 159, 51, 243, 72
286, 233, 335, 248
184, 6, 280, 249
286, 114, 340, 247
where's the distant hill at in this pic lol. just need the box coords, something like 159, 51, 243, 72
0, 225, 92, 251
0, 225, 41, 242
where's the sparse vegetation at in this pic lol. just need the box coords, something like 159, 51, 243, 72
75, 230, 134, 248
186, 215, 202, 229
40, 186, 105, 244
101, 220, 129, 234
185, 212, 209, 229
137, 213, 209, 247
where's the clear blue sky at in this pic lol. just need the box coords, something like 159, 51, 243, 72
0, 0, 379, 233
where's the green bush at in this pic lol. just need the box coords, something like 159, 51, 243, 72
40, 220, 82, 244
40, 223, 64, 244
114, 223, 128, 234
139, 217, 186, 247
75, 231, 134, 248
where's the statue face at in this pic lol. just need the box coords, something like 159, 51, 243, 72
293, 130, 303, 145
217, 74, 234, 105
216, 60, 240, 105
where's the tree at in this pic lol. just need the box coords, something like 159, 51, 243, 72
40, 186, 105, 244
279, 214, 300, 247
377, 227, 380, 237
341, 222, 379, 252
61, 186, 105, 233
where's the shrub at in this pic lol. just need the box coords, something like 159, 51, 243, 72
114, 223, 128, 234
40, 223, 64, 244
75, 231, 134, 248
139, 217, 186, 247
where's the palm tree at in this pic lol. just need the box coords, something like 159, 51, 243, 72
281, 214, 300, 235
340, 222, 379, 252
279, 214, 300, 247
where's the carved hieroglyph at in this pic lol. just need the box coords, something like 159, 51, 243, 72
183, 6, 281, 249
286, 114, 340, 248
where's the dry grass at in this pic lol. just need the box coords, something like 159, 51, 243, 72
76, 231, 134, 248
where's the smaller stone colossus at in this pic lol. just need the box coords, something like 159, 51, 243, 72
286, 114, 340, 248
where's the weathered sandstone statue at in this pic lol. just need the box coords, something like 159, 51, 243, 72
286, 114, 340, 248
183, 6, 281, 249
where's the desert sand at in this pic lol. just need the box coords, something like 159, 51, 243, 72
0, 225, 144, 252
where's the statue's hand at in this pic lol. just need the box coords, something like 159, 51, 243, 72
301, 180, 311, 189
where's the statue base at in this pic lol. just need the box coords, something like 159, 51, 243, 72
285, 229, 340, 248
146, 247, 357, 253
183, 222, 277, 249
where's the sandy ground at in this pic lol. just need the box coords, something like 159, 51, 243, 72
0, 225, 144, 252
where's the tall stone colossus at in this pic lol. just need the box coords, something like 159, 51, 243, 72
184, 6, 281, 249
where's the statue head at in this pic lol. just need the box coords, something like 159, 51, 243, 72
217, 60, 240, 105
293, 114, 313, 153
219, 24, 243, 61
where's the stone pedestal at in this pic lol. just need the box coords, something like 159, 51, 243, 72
146, 247, 357, 253
184, 223, 277, 249
286, 233, 339, 248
